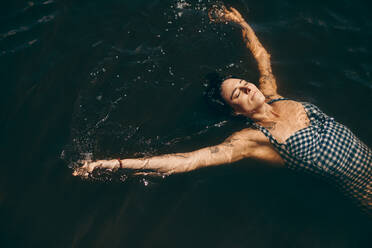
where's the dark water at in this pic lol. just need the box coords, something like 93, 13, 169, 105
1, 0, 372, 247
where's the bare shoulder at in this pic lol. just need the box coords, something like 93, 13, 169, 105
224, 128, 285, 166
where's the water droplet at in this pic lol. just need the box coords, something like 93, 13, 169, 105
28, 39, 37, 45
60, 150, 65, 159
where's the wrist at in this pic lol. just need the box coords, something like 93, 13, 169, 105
117, 158, 122, 168
239, 21, 249, 28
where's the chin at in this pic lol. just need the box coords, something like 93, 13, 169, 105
254, 92, 266, 105
248, 94, 264, 111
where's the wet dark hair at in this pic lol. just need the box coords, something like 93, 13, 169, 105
203, 72, 238, 116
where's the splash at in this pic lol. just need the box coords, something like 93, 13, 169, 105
62, 0, 241, 185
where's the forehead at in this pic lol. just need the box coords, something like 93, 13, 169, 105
221, 78, 244, 99
221, 78, 243, 91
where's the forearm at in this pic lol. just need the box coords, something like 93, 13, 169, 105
120, 144, 238, 174
240, 23, 271, 70
120, 152, 195, 174
208, 6, 278, 96
239, 22, 277, 96
75, 142, 241, 177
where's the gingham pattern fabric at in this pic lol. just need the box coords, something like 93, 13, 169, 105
252, 98, 372, 213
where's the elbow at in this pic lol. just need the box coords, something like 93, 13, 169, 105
231, 146, 253, 163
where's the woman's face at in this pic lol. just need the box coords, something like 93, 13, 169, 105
221, 78, 265, 115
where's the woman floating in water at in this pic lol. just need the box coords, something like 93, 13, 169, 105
73, 6, 371, 212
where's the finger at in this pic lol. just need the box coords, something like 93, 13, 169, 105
87, 162, 102, 172
132, 171, 163, 177
72, 169, 89, 178
106, 167, 119, 172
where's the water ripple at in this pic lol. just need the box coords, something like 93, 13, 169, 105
0, 26, 30, 39
0, 39, 39, 57
0, 12, 57, 40
37, 13, 55, 23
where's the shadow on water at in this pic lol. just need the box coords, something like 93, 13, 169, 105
1, 0, 371, 247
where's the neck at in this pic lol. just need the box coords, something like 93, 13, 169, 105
247, 103, 279, 123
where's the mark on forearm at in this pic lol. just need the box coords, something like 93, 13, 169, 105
222, 137, 239, 148
260, 75, 272, 81
259, 75, 275, 85
210, 147, 220, 153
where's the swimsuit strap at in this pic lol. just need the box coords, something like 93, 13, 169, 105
266, 97, 291, 105
252, 122, 281, 146
251, 122, 291, 160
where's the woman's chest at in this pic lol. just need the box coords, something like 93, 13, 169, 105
262, 102, 310, 144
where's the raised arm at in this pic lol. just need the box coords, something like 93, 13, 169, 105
72, 129, 282, 178
209, 6, 279, 98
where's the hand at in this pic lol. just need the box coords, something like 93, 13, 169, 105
208, 5, 245, 24
72, 159, 120, 178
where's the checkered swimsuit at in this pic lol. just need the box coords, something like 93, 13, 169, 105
252, 98, 372, 213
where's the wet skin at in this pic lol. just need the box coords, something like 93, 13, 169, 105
73, 6, 313, 177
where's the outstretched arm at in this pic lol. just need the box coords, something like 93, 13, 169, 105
72, 129, 280, 178
209, 6, 279, 98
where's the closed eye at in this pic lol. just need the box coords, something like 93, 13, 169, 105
234, 90, 241, 99
230, 80, 246, 100
237, 82, 250, 97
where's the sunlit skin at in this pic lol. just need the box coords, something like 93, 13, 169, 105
221, 79, 272, 116
73, 6, 314, 177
